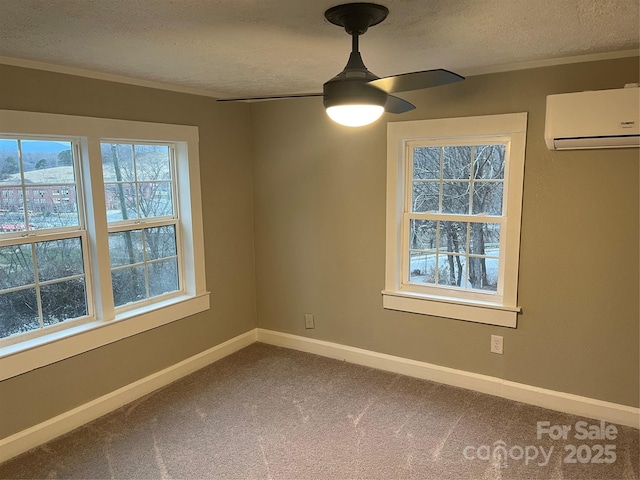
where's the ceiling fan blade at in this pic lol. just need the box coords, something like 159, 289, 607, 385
369, 69, 464, 94
385, 95, 415, 114
217, 93, 323, 102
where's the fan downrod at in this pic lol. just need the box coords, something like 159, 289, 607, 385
324, 3, 389, 36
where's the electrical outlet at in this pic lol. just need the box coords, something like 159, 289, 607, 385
491, 335, 503, 354
304, 314, 315, 329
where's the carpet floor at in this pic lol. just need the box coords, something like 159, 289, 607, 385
0, 342, 638, 479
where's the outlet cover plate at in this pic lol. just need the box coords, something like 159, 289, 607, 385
491, 335, 503, 354
304, 314, 315, 329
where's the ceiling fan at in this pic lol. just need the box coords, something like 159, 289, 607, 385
217, 2, 464, 127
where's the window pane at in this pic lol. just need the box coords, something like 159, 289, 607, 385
469, 223, 501, 255
474, 145, 505, 180
443, 146, 471, 179
442, 182, 470, 214
409, 252, 436, 283
409, 220, 436, 250
0, 139, 79, 234
138, 181, 173, 218
36, 238, 84, 282
26, 186, 80, 228
103, 143, 175, 224
20, 140, 76, 184
413, 147, 440, 179
484, 223, 501, 254
144, 225, 177, 261
438, 221, 467, 254
101, 144, 134, 182
112, 266, 146, 307
25, 187, 47, 218
135, 145, 171, 181
22, 168, 76, 184
0, 187, 22, 220
0, 215, 27, 232
472, 182, 503, 215
148, 259, 178, 297
468, 257, 499, 292
0, 288, 39, 338
105, 183, 138, 221
411, 182, 439, 213
437, 254, 467, 287
41, 278, 87, 326
109, 230, 144, 267
0, 244, 34, 289
0, 139, 21, 186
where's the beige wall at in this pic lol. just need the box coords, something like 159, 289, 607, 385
250, 57, 640, 408
0, 64, 257, 437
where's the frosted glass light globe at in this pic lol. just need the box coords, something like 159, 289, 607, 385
326, 104, 384, 127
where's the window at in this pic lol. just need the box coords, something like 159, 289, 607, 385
101, 143, 179, 308
0, 110, 208, 380
384, 113, 527, 327
0, 138, 88, 339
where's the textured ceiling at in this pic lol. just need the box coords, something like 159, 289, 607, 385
0, 0, 638, 98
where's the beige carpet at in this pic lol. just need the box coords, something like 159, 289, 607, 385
0, 343, 638, 479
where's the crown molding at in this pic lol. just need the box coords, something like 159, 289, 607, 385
458, 49, 639, 77
1, 50, 638, 99
0, 55, 223, 98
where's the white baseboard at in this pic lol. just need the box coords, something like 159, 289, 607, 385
2, 327, 637, 466
0, 329, 257, 465
256, 328, 640, 429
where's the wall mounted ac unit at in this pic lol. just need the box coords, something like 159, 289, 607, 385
545, 87, 639, 150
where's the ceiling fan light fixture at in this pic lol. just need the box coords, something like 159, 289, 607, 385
323, 78, 387, 127
326, 104, 384, 127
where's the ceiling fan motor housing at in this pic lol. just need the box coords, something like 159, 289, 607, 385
323, 78, 387, 109
323, 55, 387, 109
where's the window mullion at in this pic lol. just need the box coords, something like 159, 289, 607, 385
16, 141, 30, 226
132, 147, 142, 220
469, 145, 475, 215
401, 145, 413, 284
465, 223, 471, 287
434, 221, 440, 285
401, 213, 410, 285
405, 143, 414, 214
30, 242, 44, 329
438, 147, 444, 213
83, 137, 115, 320
141, 228, 150, 299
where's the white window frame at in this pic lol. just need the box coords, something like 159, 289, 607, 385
383, 113, 527, 328
100, 140, 182, 313
0, 110, 209, 380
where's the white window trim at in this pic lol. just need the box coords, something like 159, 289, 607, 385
383, 113, 527, 328
0, 110, 209, 380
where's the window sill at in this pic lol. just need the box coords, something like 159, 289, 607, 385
382, 290, 519, 327
0, 292, 210, 381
